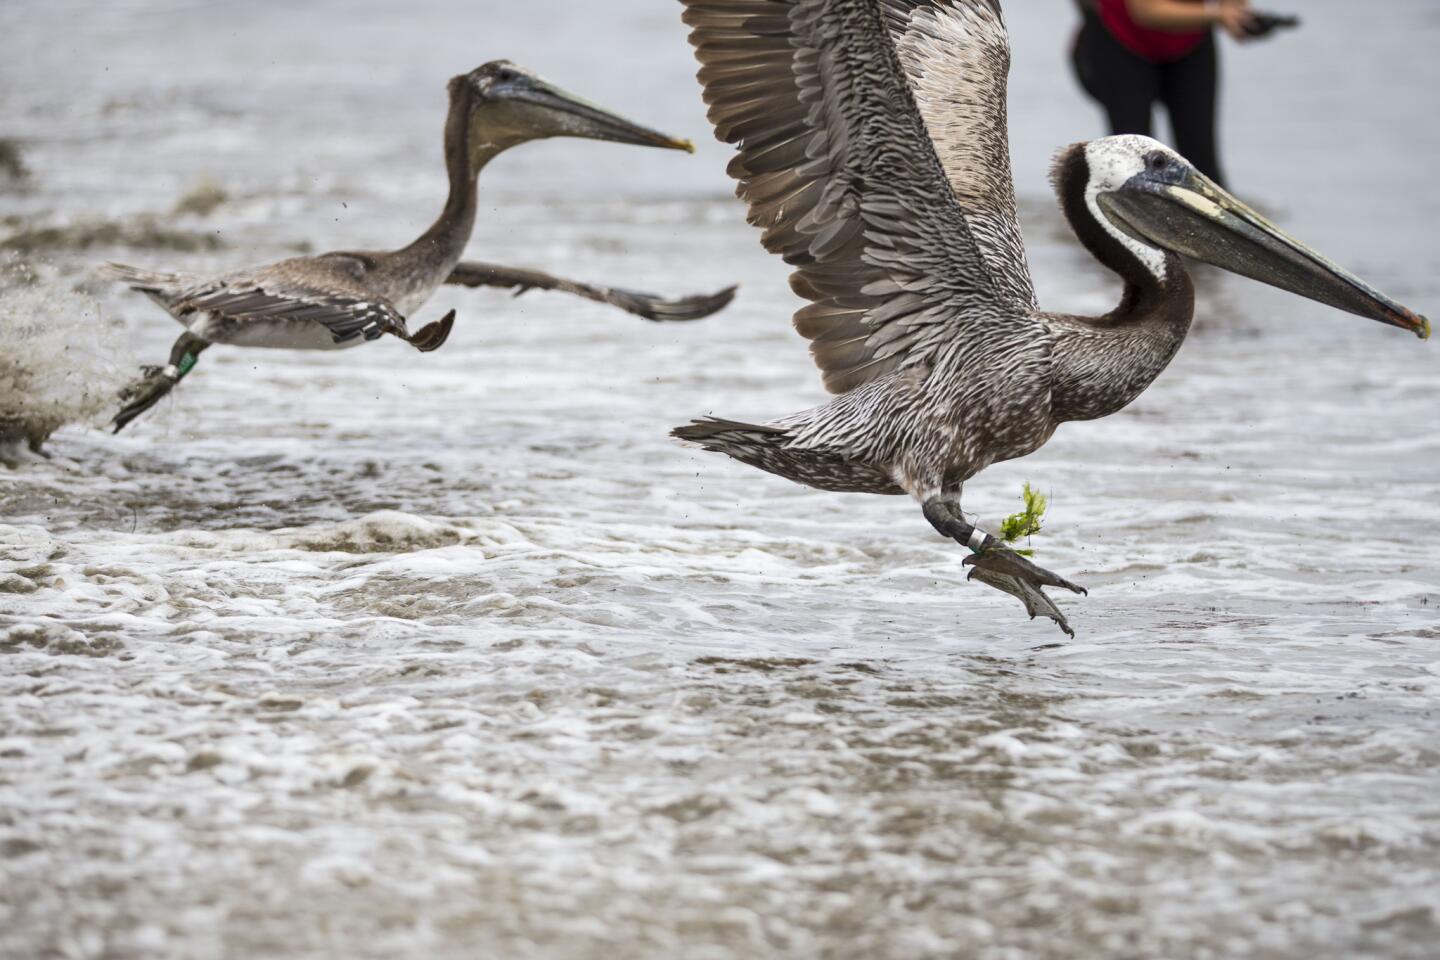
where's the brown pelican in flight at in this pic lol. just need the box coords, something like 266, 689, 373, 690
674, 0, 1429, 635
107, 61, 736, 433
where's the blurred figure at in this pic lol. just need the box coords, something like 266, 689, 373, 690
1072, 0, 1258, 187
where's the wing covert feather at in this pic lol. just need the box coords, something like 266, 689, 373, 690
128, 256, 409, 346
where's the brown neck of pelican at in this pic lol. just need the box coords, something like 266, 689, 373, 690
1046, 145, 1196, 424
399, 81, 504, 272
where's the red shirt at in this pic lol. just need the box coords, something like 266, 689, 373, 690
1097, 0, 1209, 63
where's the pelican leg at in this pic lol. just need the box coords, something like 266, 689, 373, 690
923, 498, 1086, 638
382, 309, 455, 353
112, 332, 210, 434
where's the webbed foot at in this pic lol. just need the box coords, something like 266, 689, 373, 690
964, 546, 1086, 638
924, 497, 1087, 638
403, 309, 455, 353
963, 546, 1088, 597
113, 366, 180, 434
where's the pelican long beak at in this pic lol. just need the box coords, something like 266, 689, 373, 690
1098, 170, 1430, 339
502, 76, 695, 153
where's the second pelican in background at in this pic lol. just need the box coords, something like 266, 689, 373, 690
108, 60, 735, 433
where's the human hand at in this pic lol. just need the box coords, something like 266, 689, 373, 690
1215, 0, 1257, 40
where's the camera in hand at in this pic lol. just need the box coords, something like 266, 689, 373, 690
1242, 13, 1301, 39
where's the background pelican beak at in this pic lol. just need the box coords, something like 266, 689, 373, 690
503, 76, 695, 153
1099, 171, 1430, 339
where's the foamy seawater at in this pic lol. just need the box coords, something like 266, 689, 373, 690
2, 2, 1439, 958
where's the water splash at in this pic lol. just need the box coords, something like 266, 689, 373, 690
0, 262, 132, 456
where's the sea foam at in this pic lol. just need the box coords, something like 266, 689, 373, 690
0, 263, 132, 456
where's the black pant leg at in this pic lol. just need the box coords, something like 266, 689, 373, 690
1071, 11, 1160, 136
1158, 32, 1227, 187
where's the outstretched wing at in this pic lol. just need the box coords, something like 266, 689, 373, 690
445, 261, 738, 322
887, 0, 1032, 307
106, 260, 406, 345
682, 0, 1038, 395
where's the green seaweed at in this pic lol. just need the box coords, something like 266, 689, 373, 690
999, 482, 1048, 557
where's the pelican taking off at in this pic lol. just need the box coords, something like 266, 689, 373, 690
107, 61, 736, 433
674, 0, 1429, 635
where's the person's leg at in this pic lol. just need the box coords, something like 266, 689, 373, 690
1072, 11, 1160, 136
1160, 32, 1227, 187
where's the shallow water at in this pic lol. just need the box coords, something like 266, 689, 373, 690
2, 2, 1439, 958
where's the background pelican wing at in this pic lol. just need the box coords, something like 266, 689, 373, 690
445, 260, 738, 322
177, 285, 406, 345
682, 0, 1037, 395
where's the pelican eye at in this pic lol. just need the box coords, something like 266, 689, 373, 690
1144, 152, 1186, 184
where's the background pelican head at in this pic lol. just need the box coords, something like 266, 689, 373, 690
1061, 135, 1429, 339
450, 60, 694, 163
